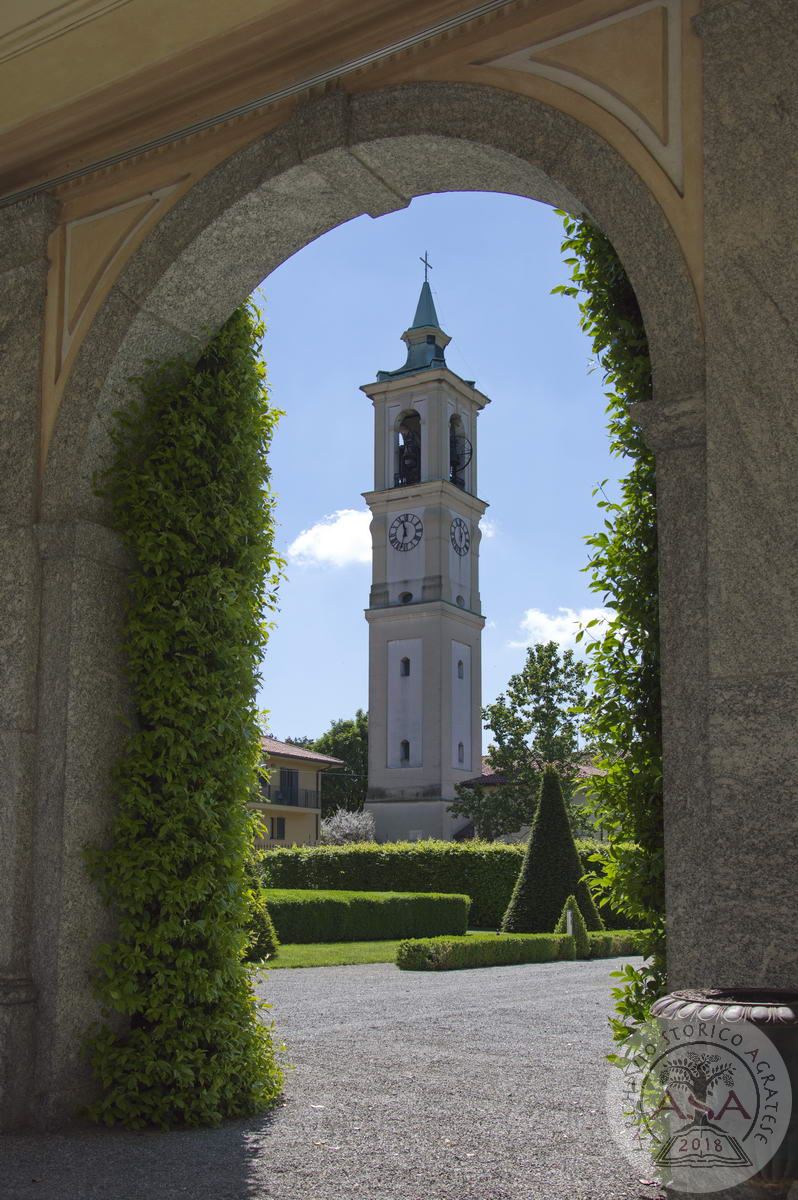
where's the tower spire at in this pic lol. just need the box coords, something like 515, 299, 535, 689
411, 279, 440, 330
376, 263, 451, 382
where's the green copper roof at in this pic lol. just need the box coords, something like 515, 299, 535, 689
410, 280, 440, 329
376, 279, 453, 382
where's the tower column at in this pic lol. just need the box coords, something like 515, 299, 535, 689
361, 278, 490, 842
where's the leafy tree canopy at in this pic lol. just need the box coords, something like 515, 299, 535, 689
449, 641, 589, 839
289, 709, 368, 815
447, 782, 527, 842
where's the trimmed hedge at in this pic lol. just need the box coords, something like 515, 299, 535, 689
555, 894, 590, 959
395, 929, 643, 971
588, 930, 644, 959
502, 769, 603, 934
265, 888, 470, 943
84, 304, 283, 1127
396, 933, 575, 971
259, 840, 625, 929
245, 888, 280, 962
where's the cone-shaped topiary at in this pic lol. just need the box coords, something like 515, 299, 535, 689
501, 767, 604, 934
555, 894, 590, 959
245, 887, 280, 962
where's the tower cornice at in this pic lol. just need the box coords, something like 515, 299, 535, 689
364, 599, 486, 629
362, 479, 488, 518
361, 368, 491, 410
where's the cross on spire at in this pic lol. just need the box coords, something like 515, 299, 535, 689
419, 251, 432, 282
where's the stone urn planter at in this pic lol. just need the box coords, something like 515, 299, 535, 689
651, 989, 798, 1200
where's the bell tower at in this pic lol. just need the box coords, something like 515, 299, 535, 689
362, 268, 490, 841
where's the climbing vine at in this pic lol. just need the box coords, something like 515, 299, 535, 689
554, 215, 665, 1040
86, 303, 284, 1127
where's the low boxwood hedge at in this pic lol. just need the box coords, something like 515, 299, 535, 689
555, 894, 591, 958
396, 932, 575, 971
265, 888, 470, 943
588, 930, 644, 959
259, 840, 629, 929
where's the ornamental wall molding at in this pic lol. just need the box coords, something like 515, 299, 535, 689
481, 0, 684, 192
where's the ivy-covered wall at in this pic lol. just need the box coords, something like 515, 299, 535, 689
85, 304, 284, 1127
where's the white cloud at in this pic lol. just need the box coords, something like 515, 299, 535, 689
287, 508, 371, 568
480, 518, 497, 539
509, 606, 612, 651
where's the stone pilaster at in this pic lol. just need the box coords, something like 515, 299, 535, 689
695, 0, 798, 990
632, 393, 711, 990
0, 196, 57, 1129
30, 520, 131, 1126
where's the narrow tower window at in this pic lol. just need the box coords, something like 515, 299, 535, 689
400, 657, 411, 677
457, 659, 464, 679
400, 739, 410, 763
449, 414, 472, 489
395, 411, 421, 487
458, 742, 465, 765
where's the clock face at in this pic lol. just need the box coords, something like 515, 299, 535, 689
450, 516, 470, 556
389, 513, 423, 552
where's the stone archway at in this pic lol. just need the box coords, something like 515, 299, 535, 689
22, 82, 706, 1127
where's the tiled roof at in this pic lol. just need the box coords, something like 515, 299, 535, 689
260, 735, 344, 768
461, 757, 603, 789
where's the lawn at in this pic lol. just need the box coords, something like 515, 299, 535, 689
265, 932, 499, 969
267, 939, 403, 969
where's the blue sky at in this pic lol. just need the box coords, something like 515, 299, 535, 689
253, 192, 620, 745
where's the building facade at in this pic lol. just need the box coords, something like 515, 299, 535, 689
363, 281, 489, 842
251, 736, 343, 848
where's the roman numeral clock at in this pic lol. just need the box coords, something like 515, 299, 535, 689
389, 513, 424, 551
361, 266, 490, 842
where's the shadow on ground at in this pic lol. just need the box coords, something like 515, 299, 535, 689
0, 1110, 281, 1200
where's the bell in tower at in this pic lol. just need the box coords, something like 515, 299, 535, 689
361, 259, 491, 842
449, 413, 473, 489
395, 411, 421, 487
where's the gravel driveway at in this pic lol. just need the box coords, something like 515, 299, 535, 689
1, 956, 652, 1200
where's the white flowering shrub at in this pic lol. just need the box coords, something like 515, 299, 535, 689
318, 808, 376, 845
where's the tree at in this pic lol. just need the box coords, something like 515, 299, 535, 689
448, 781, 527, 841
658, 1052, 734, 1121
289, 709, 368, 815
501, 768, 603, 934
449, 641, 589, 839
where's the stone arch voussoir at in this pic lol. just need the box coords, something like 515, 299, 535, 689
44, 82, 704, 521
